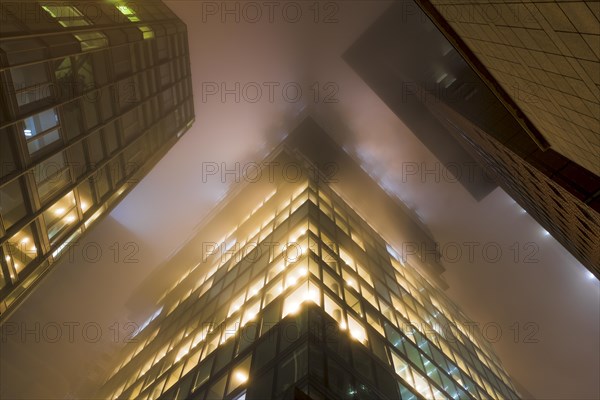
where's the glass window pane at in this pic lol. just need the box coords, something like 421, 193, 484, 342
0, 178, 27, 230
34, 151, 71, 202
205, 374, 227, 400
275, 347, 307, 396
226, 355, 252, 395
43, 191, 77, 246
6, 222, 39, 275
27, 129, 60, 155
10, 63, 48, 87
23, 108, 58, 138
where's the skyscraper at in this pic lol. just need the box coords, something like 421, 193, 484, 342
99, 119, 519, 400
0, 1, 195, 317
345, 1, 600, 276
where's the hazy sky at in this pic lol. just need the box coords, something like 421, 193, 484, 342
1, 1, 598, 399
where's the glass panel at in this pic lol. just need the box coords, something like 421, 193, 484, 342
23, 108, 59, 138
27, 129, 60, 155
34, 152, 71, 202
205, 374, 227, 400
0, 178, 26, 230
226, 354, 252, 395
275, 347, 307, 396
74, 32, 108, 52
10, 63, 51, 106
193, 355, 214, 391
54, 57, 72, 82
6, 222, 39, 275
43, 191, 78, 246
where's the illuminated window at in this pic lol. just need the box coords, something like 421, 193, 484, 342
351, 231, 365, 250
285, 261, 308, 289
41, 5, 108, 51
282, 281, 320, 317
41, 5, 88, 27
324, 293, 345, 327
344, 288, 362, 317
228, 293, 245, 317
43, 191, 78, 246
356, 264, 373, 287
339, 247, 354, 270
264, 277, 283, 305
242, 300, 260, 326
226, 355, 252, 395
246, 278, 264, 300
6, 223, 38, 276
346, 314, 367, 343
114, 3, 155, 39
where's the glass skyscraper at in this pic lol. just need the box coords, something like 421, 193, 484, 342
0, 1, 194, 317
99, 134, 519, 400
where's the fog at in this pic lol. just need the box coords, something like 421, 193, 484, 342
1, 1, 598, 399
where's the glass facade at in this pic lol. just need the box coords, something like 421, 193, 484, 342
100, 152, 520, 400
0, 1, 195, 316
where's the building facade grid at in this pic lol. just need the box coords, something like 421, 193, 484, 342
0, 1, 195, 316
101, 161, 519, 400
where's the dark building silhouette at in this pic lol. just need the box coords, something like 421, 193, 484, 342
0, 1, 195, 317
99, 119, 520, 400
345, 1, 600, 276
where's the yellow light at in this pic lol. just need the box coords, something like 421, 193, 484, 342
234, 371, 248, 384
287, 302, 300, 315
81, 201, 88, 211
5, 256, 10, 261
66, 215, 76, 223
54, 208, 65, 216
339, 321, 347, 330
20, 237, 29, 244
175, 347, 189, 363
298, 267, 308, 276
346, 278, 354, 287
350, 329, 365, 342
242, 313, 255, 326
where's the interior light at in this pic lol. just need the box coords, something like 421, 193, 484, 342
24, 129, 32, 137
81, 201, 88, 210
20, 237, 29, 244
5, 256, 10, 262
350, 329, 365, 342
54, 208, 65, 216
66, 215, 76, 223
287, 302, 300, 315
339, 321, 347, 330
234, 371, 248, 384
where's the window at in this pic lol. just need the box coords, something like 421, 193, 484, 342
113, 3, 155, 39
226, 355, 252, 395
43, 191, 78, 246
0, 178, 27, 230
6, 222, 39, 275
275, 347, 307, 395
40, 5, 108, 51
34, 151, 71, 202
41, 5, 88, 27
10, 63, 52, 107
